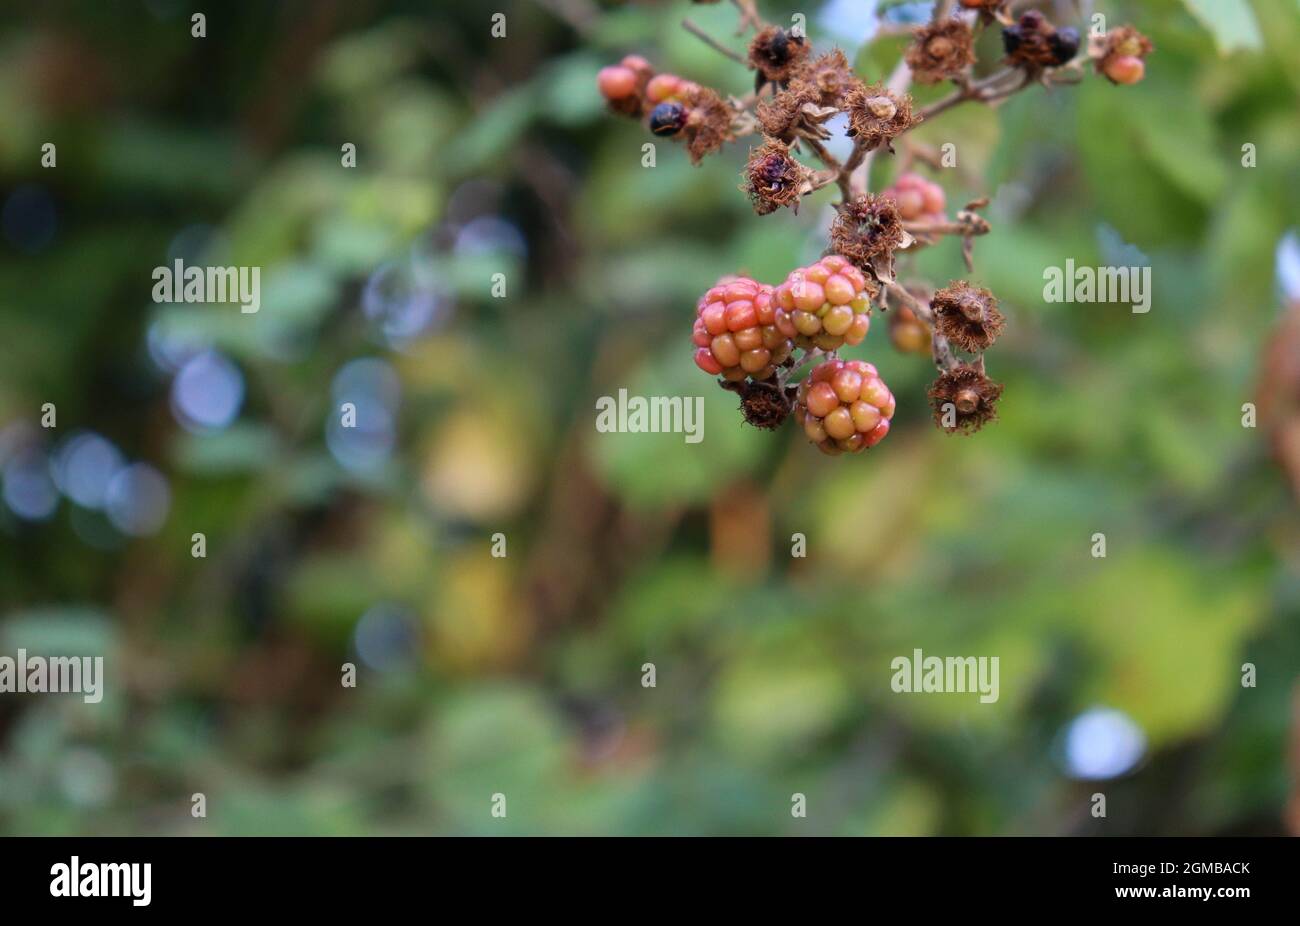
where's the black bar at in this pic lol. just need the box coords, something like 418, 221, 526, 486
2, 836, 1293, 913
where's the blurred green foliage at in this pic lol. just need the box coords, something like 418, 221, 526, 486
0, 0, 1298, 836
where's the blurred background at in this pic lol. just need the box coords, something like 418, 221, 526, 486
1, 0, 1298, 836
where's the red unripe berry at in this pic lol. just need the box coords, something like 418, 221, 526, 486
791, 279, 825, 312
620, 54, 652, 76
647, 73, 697, 104
921, 181, 946, 215
893, 189, 924, 220
598, 66, 638, 101
694, 348, 723, 375
1103, 55, 1145, 85
832, 368, 863, 403
806, 382, 840, 418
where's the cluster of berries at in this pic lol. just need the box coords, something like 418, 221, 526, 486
596, 54, 656, 115
794, 359, 895, 455
597, 55, 732, 162
691, 256, 883, 450
882, 172, 946, 226
599, 4, 1154, 457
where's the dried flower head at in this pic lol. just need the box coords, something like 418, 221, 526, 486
905, 18, 976, 84
682, 86, 734, 164
748, 26, 810, 86
845, 82, 919, 152
830, 194, 910, 278
721, 376, 796, 431
932, 281, 1004, 352
755, 82, 836, 142
1097, 24, 1154, 62
790, 49, 859, 107
928, 364, 1004, 434
743, 141, 813, 215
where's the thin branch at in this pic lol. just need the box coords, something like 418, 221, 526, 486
916, 68, 1024, 121
682, 18, 746, 65
730, 0, 764, 34
884, 280, 932, 323
778, 347, 828, 388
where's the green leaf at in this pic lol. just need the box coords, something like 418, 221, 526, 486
1181, 0, 1263, 54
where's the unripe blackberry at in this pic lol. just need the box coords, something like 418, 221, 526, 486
889, 304, 932, 354
620, 55, 653, 80
692, 276, 794, 383
598, 55, 655, 117
795, 359, 895, 455
646, 73, 699, 105
1094, 25, 1153, 85
598, 66, 638, 101
1102, 55, 1145, 85
884, 172, 946, 224
774, 255, 875, 352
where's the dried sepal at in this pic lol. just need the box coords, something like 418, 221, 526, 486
932, 281, 1004, 352
748, 26, 811, 86
789, 49, 859, 107
682, 86, 735, 164
755, 82, 840, 142
830, 194, 913, 283
720, 376, 796, 431
844, 82, 920, 152
905, 18, 976, 85
928, 364, 1004, 434
743, 141, 814, 215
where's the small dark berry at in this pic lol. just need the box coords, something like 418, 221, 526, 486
1049, 27, 1080, 65
649, 102, 687, 136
